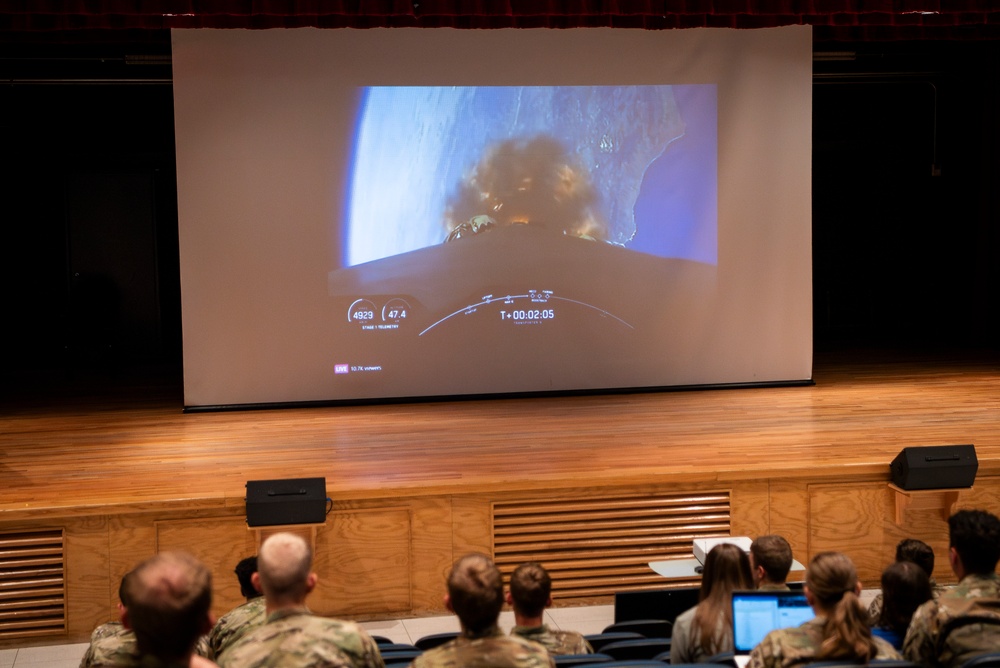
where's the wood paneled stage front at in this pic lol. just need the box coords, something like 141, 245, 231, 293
1, 352, 999, 646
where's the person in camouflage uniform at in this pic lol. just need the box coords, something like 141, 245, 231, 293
218, 532, 383, 668
121, 551, 218, 668
748, 552, 900, 668
506, 562, 593, 655
207, 555, 267, 661
411, 554, 554, 668
867, 537, 946, 623
903, 509, 1000, 668
750, 535, 794, 591
81, 569, 213, 668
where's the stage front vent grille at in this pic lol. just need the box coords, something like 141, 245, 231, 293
493, 491, 731, 599
0, 529, 67, 640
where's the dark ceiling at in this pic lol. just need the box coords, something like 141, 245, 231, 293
2, 1, 1000, 47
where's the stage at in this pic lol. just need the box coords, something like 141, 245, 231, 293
1, 351, 999, 645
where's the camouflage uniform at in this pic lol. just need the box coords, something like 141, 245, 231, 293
411, 625, 554, 668
207, 596, 267, 660
748, 616, 901, 668
670, 604, 731, 664
80, 622, 213, 668
758, 583, 792, 591
80, 621, 137, 668
903, 572, 1000, 668
510, 624, 593, 655
217, 607, 384, 668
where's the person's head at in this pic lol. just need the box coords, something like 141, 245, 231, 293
234, 555, 260, 599
878, 560, 932, 635
699, 543, 753, 601
948, 509, 1000, 577
895, 538, 935, 576
691, 543, 753, 654
122, 551, 213, 662
506, 561, 552, 619
805, 552, 877, 662
116, 570, 132, 614
253, 532, 316, 607
749, 535, 793, 586
446, 553, 504, 634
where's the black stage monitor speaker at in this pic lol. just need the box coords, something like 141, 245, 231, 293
890, 445, 977, 491
246, 477, 327, 527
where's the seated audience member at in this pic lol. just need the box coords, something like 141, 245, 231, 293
122, 551, 218, 668
748, 551, 900, 668
80, 572, 135, 668
671, 542, 753, 664
208, 555, 267, 661
219, 532, 384, 668
868, 537, 941, 623
506, 562, 593, 654
412, 553, 555, 668
750, 535, 794, 591
871, 560, 933, 650
904, 509, 1000, 668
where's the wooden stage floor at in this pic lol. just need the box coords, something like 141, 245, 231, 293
2, 350, 999, 520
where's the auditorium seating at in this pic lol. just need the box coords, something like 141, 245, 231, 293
600, 638, 673, 661
585, 632, 647, 651
603, 619, 673, 639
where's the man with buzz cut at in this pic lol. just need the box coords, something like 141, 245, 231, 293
121, 551, 218, 668
507, 562, 593, 655
749, 535, 794, 591
412, 553, 555, 668
219, 532, 384, 668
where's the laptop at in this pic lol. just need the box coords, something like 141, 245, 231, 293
731, 590, 814, 668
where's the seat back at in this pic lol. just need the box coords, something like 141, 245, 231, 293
585, 632, 647, 651
554, 653, 614, 667
961, 652, 1000, 668
600, 638, 672, 661
602, 619, 673, 639
414, 631, 460, 651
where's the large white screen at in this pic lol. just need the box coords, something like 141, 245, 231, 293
172, 26, 812, 408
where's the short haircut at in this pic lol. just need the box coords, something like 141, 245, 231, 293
750, 535, 793, 583
234, 555, 259, 599
124, 551, 212, 661
509, 562, 551, 618
448, 553, 503, 634
895, 538, 935, 576
257, 532, 313, 604
949, 509, 1000, 575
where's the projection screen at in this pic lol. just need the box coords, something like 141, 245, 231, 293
172, 26, 812, 408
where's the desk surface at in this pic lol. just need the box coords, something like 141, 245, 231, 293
649, 557, 806, 579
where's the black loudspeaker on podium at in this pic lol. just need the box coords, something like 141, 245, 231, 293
890, 445, 978, 491
245, 477, 327, 526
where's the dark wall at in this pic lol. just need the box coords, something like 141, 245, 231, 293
812, 41, 1000, 352
0, 40, 997, 386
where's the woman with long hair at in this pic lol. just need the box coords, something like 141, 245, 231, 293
671, 543, 753, 664
872, 560, 933, 649
749, 551, 901, 668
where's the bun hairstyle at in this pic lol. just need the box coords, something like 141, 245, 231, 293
806, 552, 879, 662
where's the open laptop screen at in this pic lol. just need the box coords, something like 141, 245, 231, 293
732, 590, 814, 653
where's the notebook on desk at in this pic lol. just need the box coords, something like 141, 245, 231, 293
731, 590, 814, 668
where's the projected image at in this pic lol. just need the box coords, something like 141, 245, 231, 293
343, 85, 717, 267
327, 85, 719, 398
